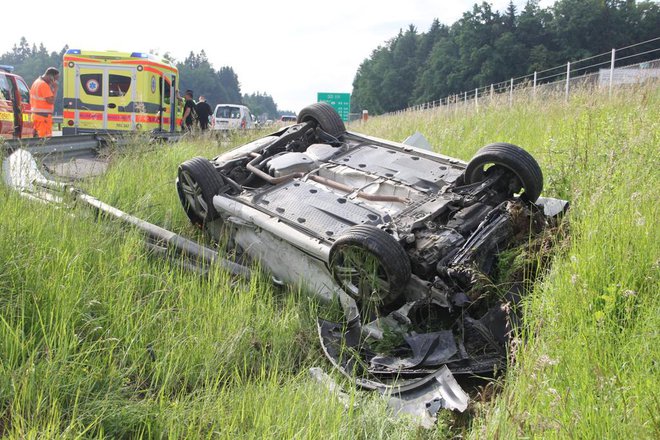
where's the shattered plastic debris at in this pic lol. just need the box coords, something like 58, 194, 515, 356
385, 366, 468, 428
317, 318, 469, 428
370, 331, 458, 370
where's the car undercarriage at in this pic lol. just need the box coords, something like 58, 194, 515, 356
175, 103, 568, 414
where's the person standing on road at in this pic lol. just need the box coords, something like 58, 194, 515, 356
181, 89, 197, 132
30, 67, 60, 138
195, 95, 213, 130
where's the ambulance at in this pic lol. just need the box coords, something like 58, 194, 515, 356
62, 50, 181, 134
0, 65, 34, 139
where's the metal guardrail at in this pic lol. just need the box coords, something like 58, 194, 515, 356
2, 134, 117, 156
388, 36, 660, 115
1, 131, 182, 158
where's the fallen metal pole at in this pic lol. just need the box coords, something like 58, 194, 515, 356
5, 147, 249, 279
71, 188, 252, 279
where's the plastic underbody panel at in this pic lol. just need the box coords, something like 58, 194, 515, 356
249, 142, 465, 241
334, 143, 463, 191
252, 179, 385, 239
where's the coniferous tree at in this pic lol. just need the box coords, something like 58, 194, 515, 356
351, 0, 660, 115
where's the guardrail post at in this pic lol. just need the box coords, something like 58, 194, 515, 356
609, 48, 616, 97
509, 78, 514, 106
565, 61, 571, 101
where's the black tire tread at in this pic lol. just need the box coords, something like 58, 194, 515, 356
297, 102, 346, 137
465, 142, 543, 202
330, 225, 411, 296
177, 157, 224, 226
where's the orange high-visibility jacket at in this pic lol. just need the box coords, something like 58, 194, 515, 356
30, 77, 55, 116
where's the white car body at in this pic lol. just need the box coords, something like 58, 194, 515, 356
176, 102, 567, 383
212, 104, 254, 130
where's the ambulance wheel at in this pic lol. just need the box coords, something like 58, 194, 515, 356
177, 157, 224, 227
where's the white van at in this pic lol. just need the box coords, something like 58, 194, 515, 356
212, 104, 254, 130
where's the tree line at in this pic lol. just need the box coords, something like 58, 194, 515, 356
0, 39, 68, 114
351, 0, 660, 114
0, 41, 282, 120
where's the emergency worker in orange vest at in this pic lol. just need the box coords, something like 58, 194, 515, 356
29, 67, 60, 138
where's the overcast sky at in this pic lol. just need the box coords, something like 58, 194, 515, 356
3, 0, 554, 112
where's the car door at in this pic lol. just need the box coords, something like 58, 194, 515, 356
159, 73, 176, 132
74, 64, 137, 131
0, 73, 14, 138
106, 67, 136, 131
74, 64, 104, 131
15, 76, 34, 138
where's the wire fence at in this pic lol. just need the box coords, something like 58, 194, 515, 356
386, 36, 660, 115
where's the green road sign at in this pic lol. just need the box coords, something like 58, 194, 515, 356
317, 92, 351, 122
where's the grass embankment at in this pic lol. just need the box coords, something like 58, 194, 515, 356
0, 134, 417, 438
0, 83, 658, 438
363, 85, 659, 438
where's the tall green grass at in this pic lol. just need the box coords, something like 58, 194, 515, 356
0, 133, 437, 438
359, 85, 659, 438
1, 83, 658, 438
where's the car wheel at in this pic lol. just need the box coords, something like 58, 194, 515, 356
177, 157, 224, 227
329, 225, 411, 309
297, 102, 346, 137
464, 142, 543, 202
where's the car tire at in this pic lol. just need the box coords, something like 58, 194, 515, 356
177, 157, 224, 227
329, 225, 411, 307
464, 142, 543, 202
297, 102, 346, 137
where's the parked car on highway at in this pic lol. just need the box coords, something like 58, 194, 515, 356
212, 104, 254, 130
279, 114, 297, 123
0, 65, 34, 139
176, 102, 566, 386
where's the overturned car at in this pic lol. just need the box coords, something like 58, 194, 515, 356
176, 103, 566, 412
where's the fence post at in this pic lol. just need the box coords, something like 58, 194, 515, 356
609, 48, 616, 97
533, 71, 537, 98
475, 88, 478, 109
509, 78, 514, 106
565, 61, 571, 101
490, 84, 494, 99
